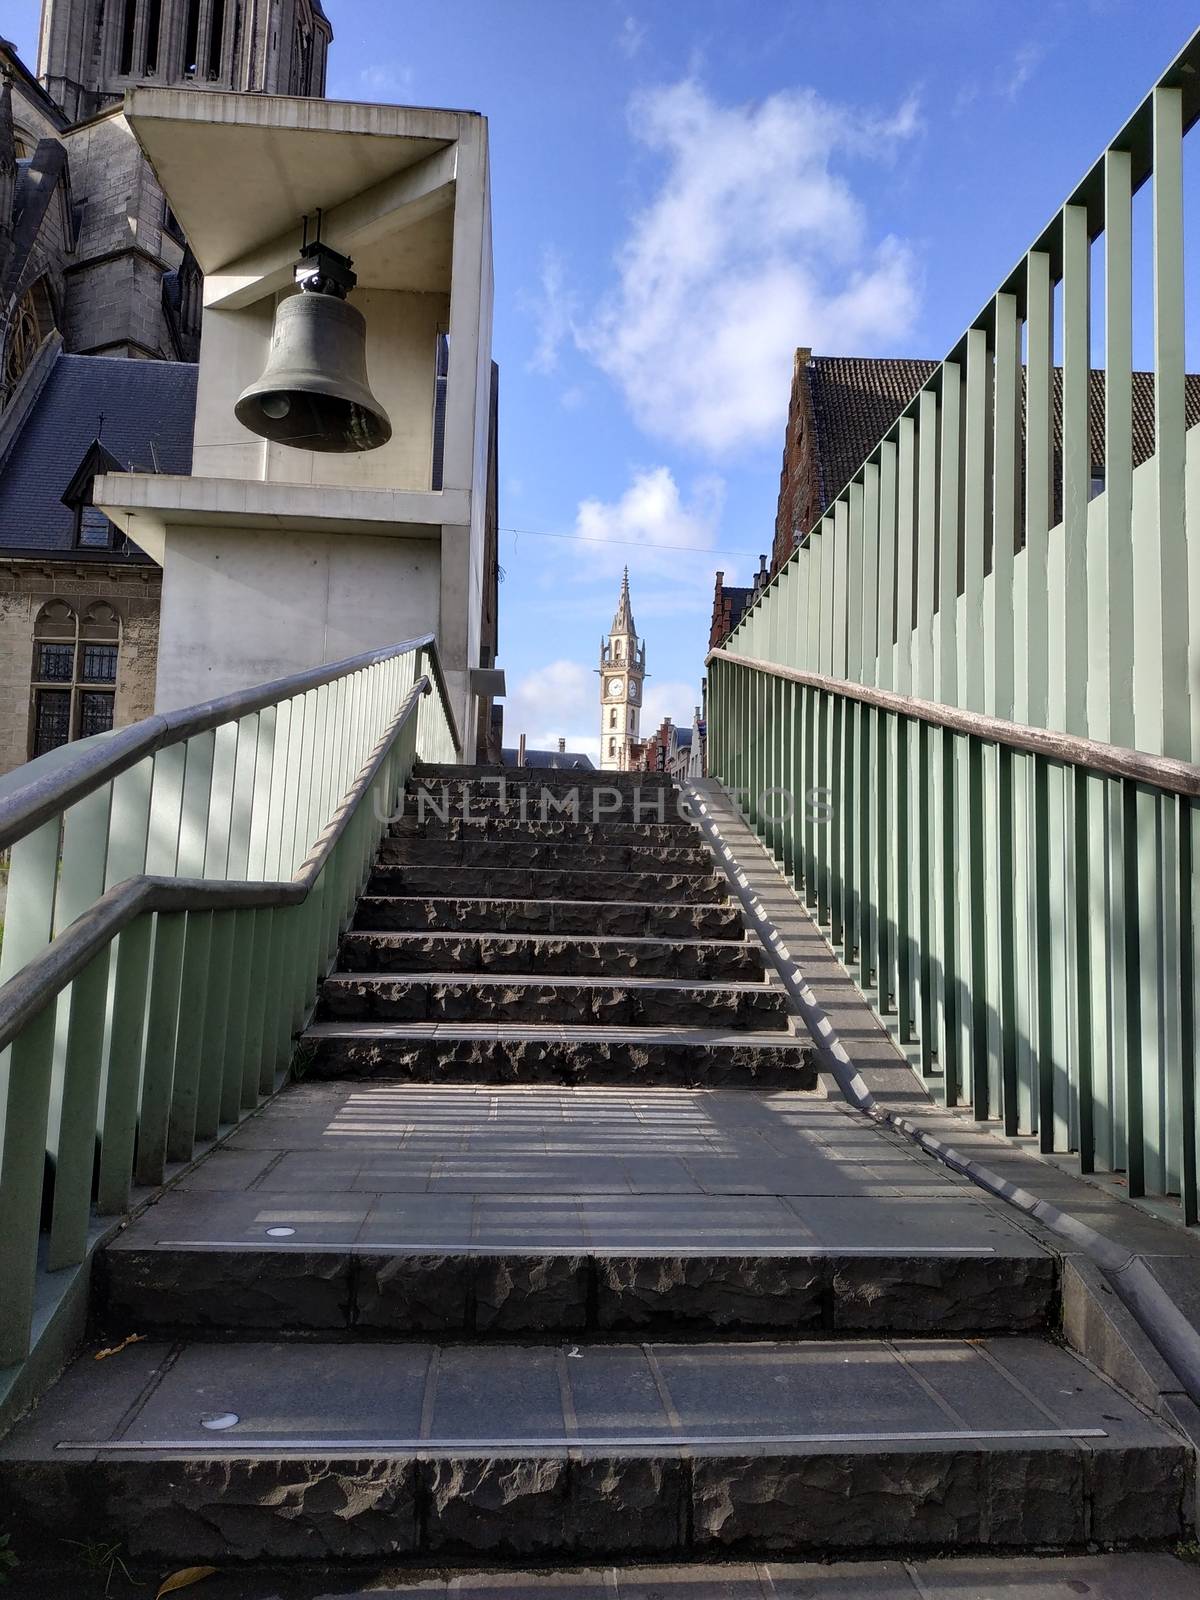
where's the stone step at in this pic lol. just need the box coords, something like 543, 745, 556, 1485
90, 1082, 1056, 1341
352, 896, 746, 940
316, 973, 791, 1031
301, 1022, 817, 1088
2, 1335, 1185, 1562
416, 763, 678, 789
338, 931, 768, 981
377, 837, 714, 872
366, 865, 729, 905
406, 796, 694, 825
97, 1236, 1054, 1343
391, 816, 700, 845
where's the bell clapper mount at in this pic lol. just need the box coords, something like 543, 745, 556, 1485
234, 210, 394, 454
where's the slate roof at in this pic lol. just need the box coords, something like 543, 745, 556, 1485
805, 355, 1200, 511
0, 353, 197, 556
501, 747, 596, 771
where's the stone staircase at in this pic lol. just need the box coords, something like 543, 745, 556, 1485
0, 764, 1191, 1572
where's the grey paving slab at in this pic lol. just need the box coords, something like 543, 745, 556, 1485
4, 1335, 1171, 1455
114, 1084, 1053, 1266
432, 1345, 566, 1441
130, 1342, 432, 1446
904, 1554, 1200, 1598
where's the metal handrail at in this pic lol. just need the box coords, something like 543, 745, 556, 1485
0, 633, 460, 852
0, 678, 430, 1055
708, 648, 1200, 799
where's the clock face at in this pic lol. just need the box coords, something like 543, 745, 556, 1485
607, 677, 622, 695
629, 681, 638, 700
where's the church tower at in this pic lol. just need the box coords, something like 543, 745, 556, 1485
598, 567, 646, 771
38, 0, 333, 122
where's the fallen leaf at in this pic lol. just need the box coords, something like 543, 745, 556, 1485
93, 1333, 146, 1361
155, 1568, 217, 1597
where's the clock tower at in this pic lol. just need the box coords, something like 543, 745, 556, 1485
598, 568, 646, 771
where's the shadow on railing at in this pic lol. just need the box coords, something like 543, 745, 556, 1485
708, 646, 1199, 1230
0, 634, 460, 1416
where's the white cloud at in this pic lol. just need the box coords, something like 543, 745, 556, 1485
617, 15, 646, 59
574, 465, 724, 578
357, 62, 414, 98
1000, 43, 1043, 101
505, 659, 600, 760
502, 657, 700, 766
524, 248, 578, 375
579, 79, 922, 455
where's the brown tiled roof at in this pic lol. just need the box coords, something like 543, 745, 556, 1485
805, 355, 1200, 514
806, 357, 936, 509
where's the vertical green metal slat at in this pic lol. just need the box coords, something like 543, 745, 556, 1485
937, 362, 960, 709
134, 911, 186, 1187
1046, 764, 1073, 1152
1072, 772, 1098, 1173
877, 441, 898, 693
916, 721, 935, 1075
895, 716, 914, 1044
860, 464, 880, 688
961, 329, 988, 716
894, 417, 916, 695
914, 391, 938, 701
858, 705, 874, 993
967, 738, 989, 1115
219, 909, 255, 1121
996, 746, 1020, 1132
146, 744, 186, 876
989, 293, 1019, 723
241, 907, 274, 1109
47, 954, 111, 1269
1060, 203, 1091, 739
96, 915, 152, 1213
939, 730, 960, 1105
166, 910, 213, 1162
1150, 86, 1190, 761
1024, 249, 1053, 731
1183, 798, 1199, 1224
0, 1004, 58, 1365
1104, 149, 1135, 751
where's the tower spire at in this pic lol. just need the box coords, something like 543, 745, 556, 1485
611, 565, 636, 637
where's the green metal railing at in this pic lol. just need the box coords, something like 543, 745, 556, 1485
709, 31, 1200, 1223
0, 634, 459, 1382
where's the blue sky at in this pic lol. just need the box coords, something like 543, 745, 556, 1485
8, 1, 1200, 757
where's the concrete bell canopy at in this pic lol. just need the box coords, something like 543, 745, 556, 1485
97, 86, 495, 743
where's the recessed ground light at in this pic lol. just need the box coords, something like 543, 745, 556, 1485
201, 1413, 239, 1431
266, 1226, 296, 1237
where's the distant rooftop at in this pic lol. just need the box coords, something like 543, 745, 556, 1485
501, 747, 595, 771
0, 353, 197, 556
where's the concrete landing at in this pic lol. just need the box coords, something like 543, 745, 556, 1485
95, 1084, 1054, 1337
3, 1555, 1200, 1597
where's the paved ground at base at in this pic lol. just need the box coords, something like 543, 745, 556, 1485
3, 1553, 1199, 1598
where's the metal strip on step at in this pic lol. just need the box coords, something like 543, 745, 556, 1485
148, 1241, 999, 1256
59, 1425, 1108, 1453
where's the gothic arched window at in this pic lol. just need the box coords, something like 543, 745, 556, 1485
1, 279, 55, 414
30, 601, 120, 757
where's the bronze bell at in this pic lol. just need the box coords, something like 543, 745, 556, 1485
235, 239, 392, 453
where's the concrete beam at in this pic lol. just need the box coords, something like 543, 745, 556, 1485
204, 144, 459, 310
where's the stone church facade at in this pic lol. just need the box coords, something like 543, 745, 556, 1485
0, 0, 330, 776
